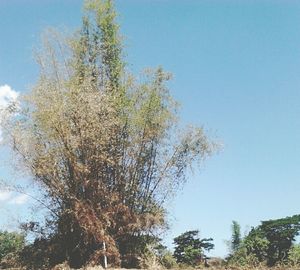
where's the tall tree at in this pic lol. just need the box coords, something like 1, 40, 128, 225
1, 0, 217, 268
231, 220, 241, 253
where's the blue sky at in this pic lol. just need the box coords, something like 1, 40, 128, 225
1, 0, 300, 257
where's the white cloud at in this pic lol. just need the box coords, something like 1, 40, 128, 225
0, 84, 19, 142
0, 190, 29, 205
8, 194, 29, 205
0, 190, 13, 201
0, 85, 18, 108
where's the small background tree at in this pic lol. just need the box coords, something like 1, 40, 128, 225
173, 230, 214, 266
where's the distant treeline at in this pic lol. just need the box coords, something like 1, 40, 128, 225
1, 215, 300, 269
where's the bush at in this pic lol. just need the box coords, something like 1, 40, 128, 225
19, 237, 68, 270
160, 251, 177, 269
19, 239, 50, 270
139, 244, 161, 269
226, 246, 261, 267
0, 231, 25, 261
139, 244, 178, 269
0, 252, 22, 269
288, 244, 300, 266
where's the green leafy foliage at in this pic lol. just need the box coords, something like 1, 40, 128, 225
226, 246, 261, 267
243, 228, 270, 262
260, 215, 300, 266
173, 230, 214, 266
0, 231, 25, 262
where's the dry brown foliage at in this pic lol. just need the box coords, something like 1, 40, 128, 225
0, 0, 218, 269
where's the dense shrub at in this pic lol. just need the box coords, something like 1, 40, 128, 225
159, 251, 177, 269
288, 244, 300, 266
227, 246, 261, 267
0, 230, 24, 260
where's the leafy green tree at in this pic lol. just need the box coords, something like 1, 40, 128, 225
173, 230, 214, 266
259, 215, 300, 266
227, 215, 300, 267
0, 231, 25, 261
227, 226, 268, 267
1, 0, 217, 268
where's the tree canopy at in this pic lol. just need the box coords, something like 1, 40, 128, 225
173, 230, 214, 266
259, 214, 300, 265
